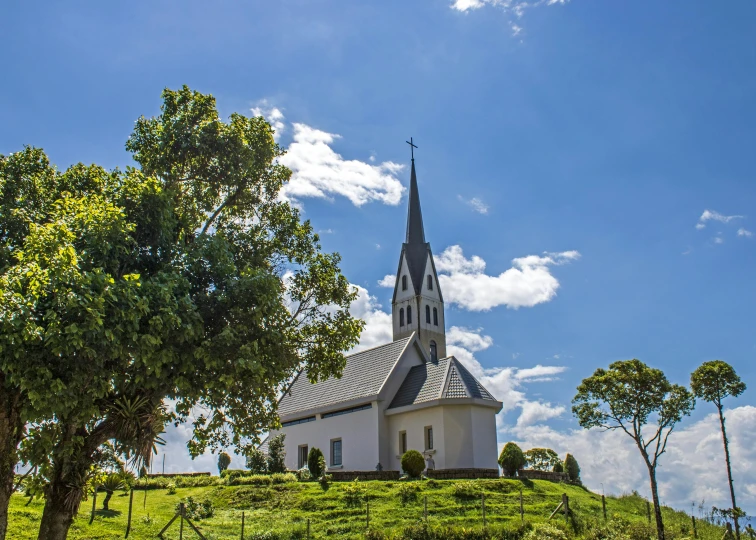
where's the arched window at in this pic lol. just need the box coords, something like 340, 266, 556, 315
430, 340, 437, 362
399, 308, 405, 327
427, 275, 433, 291
426, 305, 431, 324
402, 275, 407, 291
407, 306, 412, 325
433, 307, 438, 326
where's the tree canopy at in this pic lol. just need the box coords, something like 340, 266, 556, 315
523, 448, 560, 472
498, 442, 526, 477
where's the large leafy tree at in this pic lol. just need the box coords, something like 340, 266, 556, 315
3, 86, 362, 540
498, 442, 526, 476
523, 448, 561, 471
573, 359, 695, 540
691, 360, 747, 539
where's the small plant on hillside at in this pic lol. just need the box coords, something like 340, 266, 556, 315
308, 447, 324, 478
246, 447, 268, 474
267, 434, 287, 473
217, 451, 232, 473
166, 482, 177, 495
401, 450, 425, 478
498, 442, 526, 476
342, 479, 366, 507
564, 454, 581, 482
176, 496, 214, 520
296, 466, 311, 481
451, 481, 480, 500
397, 483, 421, 505
524, 523, 568, 540
271, 472, 298, 484
100, 472, 130, 510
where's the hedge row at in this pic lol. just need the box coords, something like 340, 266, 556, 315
134, 472, 298, 490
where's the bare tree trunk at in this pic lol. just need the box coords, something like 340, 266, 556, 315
0, 386, 24, 540
646, 462, 666, 540
718, 404, 740, 539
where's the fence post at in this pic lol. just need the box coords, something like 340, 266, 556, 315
691, 516, 698, 538
90, 487, 98, 525
646, 501, 651, 523
241, 511, 245, 540
179, 502, 184, 540
143, 487, 147, 509
602, 494, 607, 521
482, 493, 487, 529
366, 496, 370, 528
562, 493, 569, 522
125, 488, 134, 538
307, 518, 311, 539
424, 495, 428, 523
520, 489, 524, 523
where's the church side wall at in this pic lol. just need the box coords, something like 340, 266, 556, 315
442, 405, 475, 469
273, 404, 380, 472
470, 407, 499, 469
386, 407, 445, 471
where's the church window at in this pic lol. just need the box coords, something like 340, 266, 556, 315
425, 305, 431, 324
399, 431, 407, 454
298, 445, 309, 469
430, 340, 437, 362
427, 275, 433, 291
425, 426, 434, 451
407, 306, 412, 324
433, 307, 438, 326
331, 438, 342, 467
402, 275, 407, 291
399, 308, 405, 327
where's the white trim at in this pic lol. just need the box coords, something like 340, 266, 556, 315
384, 397, 503, 416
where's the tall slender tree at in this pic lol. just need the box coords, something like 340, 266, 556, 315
691, 360, 746, 539
573, 359, 695, 540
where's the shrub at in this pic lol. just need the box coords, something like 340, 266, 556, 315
228, 474, 272, 486
267, 434, 287, 473
221, 469, 250, 479
401, 450, 425, 478
398, 483, 421, 505
307, 447, 324, 478
524, 523, 567, 540
564, 453, 581, 482
217, 451, 231, 473
296, 466, 311, 481
246, 448, 268, 474
553, 462, 564, 473
176, 496, 214, 520
451, 481, 480, 500
166, 482, 177, 495
342, 479, 366, 507
271, 472, 297, 484
498, 442, 526, 476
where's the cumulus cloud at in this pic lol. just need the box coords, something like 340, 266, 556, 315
435, 246, 580, 311
378, 275, 396, 288
348, 284, 394, 352
251, 100, 285, 141
696, 209, 744, 230
457, 195, 490, 215
738, 228, 753, 238
450, 0, 568, 36
279, 123, 405, 207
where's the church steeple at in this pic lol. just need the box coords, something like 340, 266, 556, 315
391, 144, 447, 361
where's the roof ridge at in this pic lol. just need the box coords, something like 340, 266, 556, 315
345, 335, 411, 358
450, 357, 495, 400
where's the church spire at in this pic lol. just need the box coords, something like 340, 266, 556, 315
405, 158, 426, 245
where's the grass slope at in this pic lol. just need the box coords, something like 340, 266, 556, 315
8, 479, 725, 539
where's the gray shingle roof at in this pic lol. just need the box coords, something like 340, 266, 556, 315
278, 337, 412, 418
389, 356, 497, 409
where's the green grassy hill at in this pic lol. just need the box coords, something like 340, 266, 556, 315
8, 478, 726, 539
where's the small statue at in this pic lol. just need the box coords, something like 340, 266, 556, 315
375, 462, 383, 471
425, 455, 435, 471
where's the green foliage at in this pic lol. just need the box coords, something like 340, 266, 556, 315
451, 481, 480, 500
401, 450, 425, 478
267, 434, 287, 474
221, 469, 251, 479
296, 467, 311, 481
553, 462, 564, 473
217, 451, 232, 473
397, 483, 421, 505
564, 454, 581, 482
342, 479, 366, 507
307, 447, 324, 478
498, 442, 526, 476
524, 448, 561, 471
524, 523, 568, 540
228, 474, 273, 487
245, 448, 268, 474
271, 472, 297, 484
176, 496, 214, 520
166, 483, 177, 495
691, 360, 746, 406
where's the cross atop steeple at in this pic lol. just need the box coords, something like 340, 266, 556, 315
406, 137, 418, 161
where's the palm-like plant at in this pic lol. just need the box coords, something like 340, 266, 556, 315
100, 473, 129, 511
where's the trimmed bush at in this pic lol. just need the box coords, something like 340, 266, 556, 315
246, 448, 268, 474
267, 434, 287, 473
307, 447, 324, 478
218, 452, 231, 473
271, 472, 297, 484
564, 453, 581, 482
227, 474, 272, 486
553, 462, 564, 473
176, 496, 214, 520
296, 466, 311, 481
401, 450, 425, 478
498, 442, 526, 477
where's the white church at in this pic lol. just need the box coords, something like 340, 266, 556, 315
266, 155, 503, 473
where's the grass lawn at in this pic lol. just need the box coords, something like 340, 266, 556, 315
7, 478, 726, 539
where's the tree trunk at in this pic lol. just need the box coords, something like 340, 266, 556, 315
0, 385, 25, 540
646, 462, 666, 540
718, 404, 740, 539
102, 490, 112, 511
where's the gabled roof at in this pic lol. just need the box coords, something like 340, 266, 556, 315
388, 356, 497, 409
277, 336, 413, 419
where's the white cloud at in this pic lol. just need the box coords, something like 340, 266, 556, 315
348, 284, 394, 352
378, 275, 396, 288
435, 246, 580, 311
251, 100, 285, 141
696, 209, 744, 230
738, 228, 753, 238
452, 0, 484, 10
279, 123, 405, 207
458, 195, 490, 215
450, 0, 568, 35
714, 236, 724, 244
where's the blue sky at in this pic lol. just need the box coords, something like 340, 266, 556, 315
3, 0, 756, 512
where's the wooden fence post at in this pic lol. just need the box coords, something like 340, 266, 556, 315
90, 488, 98, 525
520, 489, 524, 523
691, 516, 698, 538
602, 494, 607, 521
307, 518, 310, 539
143, 487, 147, 509
366, 496, 370, 528
241, 511, 245, 540
482, 493, 487, 529
125, 488, 134, 538
424, 495, 428, 523
646, 501, 651, 523
179, 502, 184, 540
563, 493, 570, 523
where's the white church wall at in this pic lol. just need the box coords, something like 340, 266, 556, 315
274, 402, 381, 472
470, 406, 499, 469
386, 406, 446, 471
442, 405, 475, 468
